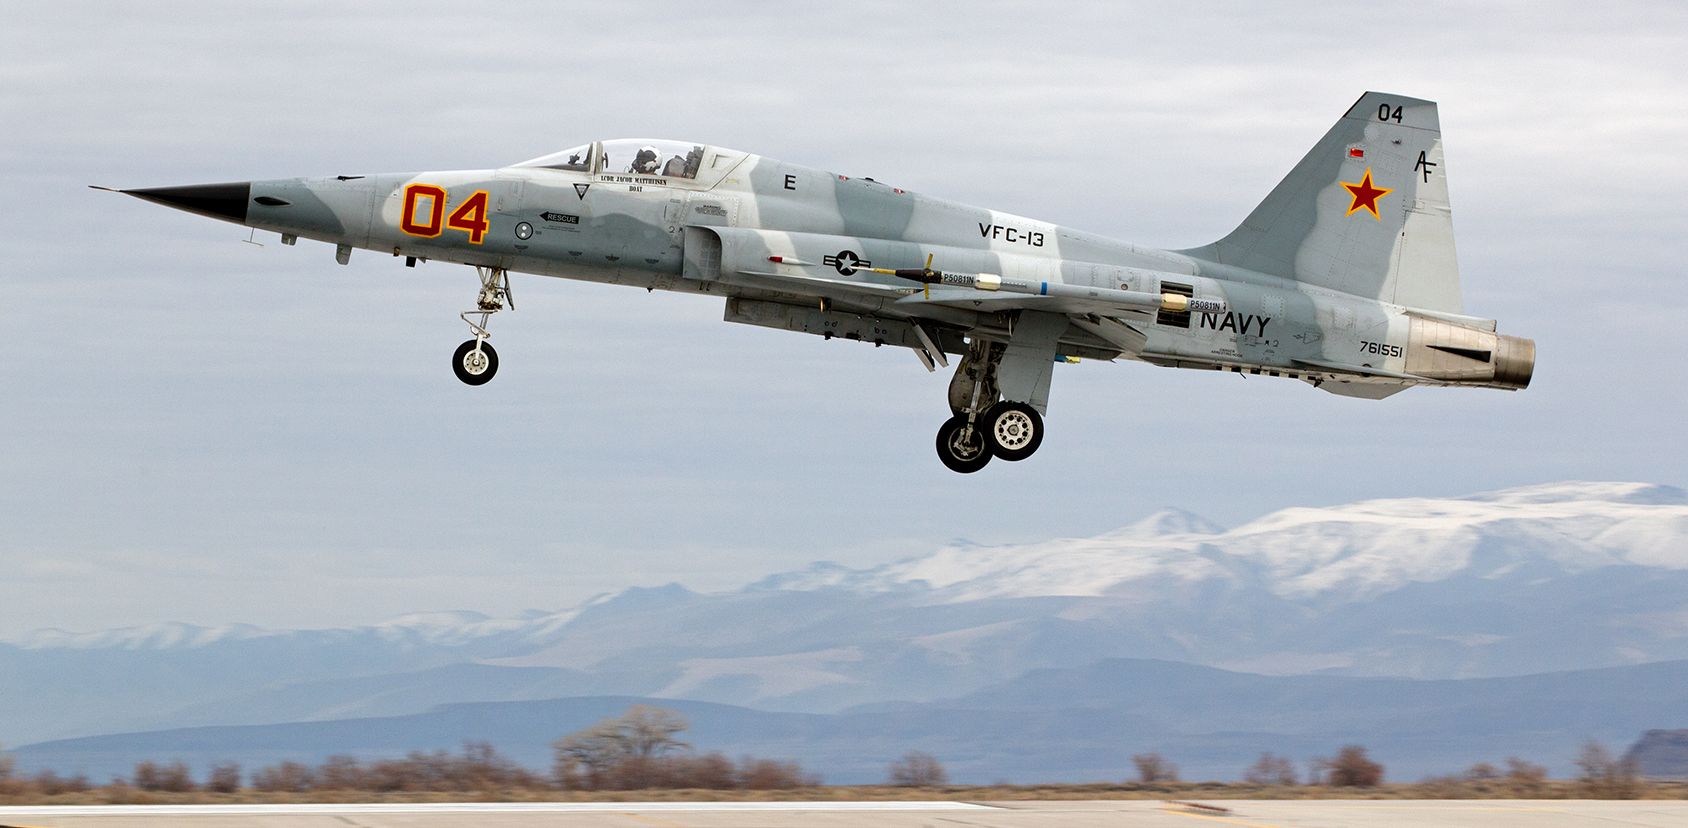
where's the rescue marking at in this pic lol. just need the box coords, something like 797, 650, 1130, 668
540, 212, 580, 224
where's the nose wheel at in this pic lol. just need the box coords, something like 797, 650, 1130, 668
453, 266, 512, 386
453, 339, 499, 385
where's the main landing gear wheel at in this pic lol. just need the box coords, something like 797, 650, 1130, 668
453, 339, 499, 385
935, 414, 993, 474
984, 401, 1043, 461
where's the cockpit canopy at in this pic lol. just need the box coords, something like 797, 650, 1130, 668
515, 139, 736, 182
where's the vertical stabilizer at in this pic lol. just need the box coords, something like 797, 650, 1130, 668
1181, 92, 1463, 313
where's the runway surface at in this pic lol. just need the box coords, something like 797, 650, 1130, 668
4, 799, 1688, 827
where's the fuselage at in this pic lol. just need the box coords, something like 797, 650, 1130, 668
133, 137, 1533, 397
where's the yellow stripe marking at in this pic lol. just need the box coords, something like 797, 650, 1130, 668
1159, 805, 1285, 828
620, 812, 690, 828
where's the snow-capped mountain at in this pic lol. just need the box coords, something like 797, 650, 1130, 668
5, 481, 1686, 745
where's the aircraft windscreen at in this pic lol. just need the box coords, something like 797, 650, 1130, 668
514, 143, 593, 171
600, 139, 704, 179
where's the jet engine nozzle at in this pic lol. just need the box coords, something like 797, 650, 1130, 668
1492, 334, 1535, 390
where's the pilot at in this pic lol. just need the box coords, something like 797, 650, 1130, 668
630, 146, 661, 175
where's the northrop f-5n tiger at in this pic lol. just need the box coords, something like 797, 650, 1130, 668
107, 91, 1533, 472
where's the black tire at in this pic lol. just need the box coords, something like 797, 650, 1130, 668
452, 339, 499, 385
984, 401, 1043, 461
935, 414, 992, 474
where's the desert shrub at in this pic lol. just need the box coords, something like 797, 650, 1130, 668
250, 761, 316, 793
131, 760, 195, 792
1576, 741, 1639, 799
740, 757, 817, 789
1244, 752, 1298, 786
888, 751, 948, 787
1321, 745, 1384, 787
205, 762, 242, 794
1132, 753, 1179, 783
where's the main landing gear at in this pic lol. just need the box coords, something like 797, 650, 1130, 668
454, 266, 511, 386
934, 338, 1047, 473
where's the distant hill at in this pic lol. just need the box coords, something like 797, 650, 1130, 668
1628, 730, 1688, 779
14, 658, 1688, 784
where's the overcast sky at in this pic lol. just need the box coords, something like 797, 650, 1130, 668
3, 1, 1685, 633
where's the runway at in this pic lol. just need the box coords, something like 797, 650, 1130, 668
5, 799, 1688, 827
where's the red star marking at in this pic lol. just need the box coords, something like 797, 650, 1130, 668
1341, 167, 1393, 220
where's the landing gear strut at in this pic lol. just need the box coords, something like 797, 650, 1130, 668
932, 334, 1051, 472
454, 266, 511, 386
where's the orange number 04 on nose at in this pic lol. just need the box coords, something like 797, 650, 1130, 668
400, 184, 491, 244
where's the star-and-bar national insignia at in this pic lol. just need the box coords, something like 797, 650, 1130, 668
1340, 167, 1393, 220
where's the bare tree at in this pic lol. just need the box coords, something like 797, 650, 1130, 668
741, 757, 819, 789
554, 721, 629, 789
1503, 756, 1548, 795
887, 751, 948, 787
0, 744, 16, 797
31, 770, 91, 795
1321, 745, 1384, 787
1132, 753, 1180, 783
1575, 740, 1639, 798
205, 762, 242, 794
316, 755, 365, 790
1464, 761, 1499, 781
251, 761, 316, 792
620, 706, 690, 759
553, 705, 692, 790
132, 760, 195, 792
1244, 752, 1298, 786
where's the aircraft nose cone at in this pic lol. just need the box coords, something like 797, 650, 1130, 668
123, 182, 251, 224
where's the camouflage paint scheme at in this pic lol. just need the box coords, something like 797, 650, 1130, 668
115, 92, 1533, 472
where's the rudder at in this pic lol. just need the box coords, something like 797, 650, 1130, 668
1181, 92, 1463, 314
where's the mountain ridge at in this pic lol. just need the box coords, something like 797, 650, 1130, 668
6, 480, 1686, 747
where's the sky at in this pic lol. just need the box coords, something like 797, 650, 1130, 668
2, 1, 1685, 633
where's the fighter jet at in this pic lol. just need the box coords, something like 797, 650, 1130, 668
105, 91, 1532, 472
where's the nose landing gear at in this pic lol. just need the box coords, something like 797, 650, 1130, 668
454, 266, 511, 386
